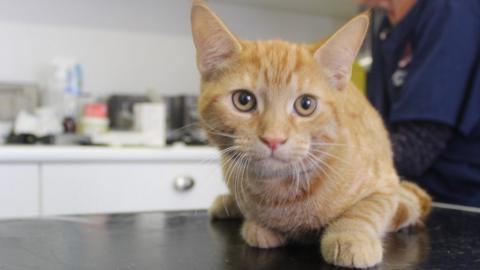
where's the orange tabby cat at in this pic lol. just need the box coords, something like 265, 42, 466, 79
191, 0, 431, 268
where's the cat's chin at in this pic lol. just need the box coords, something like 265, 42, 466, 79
254, 156, 292, 167
251, 157, 313, 178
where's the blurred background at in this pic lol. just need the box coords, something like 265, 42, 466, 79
0, 0, 366, 219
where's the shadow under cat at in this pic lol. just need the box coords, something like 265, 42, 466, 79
208, 219, 430, 270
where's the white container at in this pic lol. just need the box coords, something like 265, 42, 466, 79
80, 117, 109, 136
133, 102, 166, 146
44, 58, 82, 118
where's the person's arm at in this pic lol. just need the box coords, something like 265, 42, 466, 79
390, 121, 453, 178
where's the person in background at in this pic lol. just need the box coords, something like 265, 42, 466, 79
355, 0, 480, 207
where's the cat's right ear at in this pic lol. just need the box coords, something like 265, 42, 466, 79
191, 0, 241, 76
314, 14, 369, 91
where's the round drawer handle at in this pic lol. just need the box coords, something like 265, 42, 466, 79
173, 176, 195, 192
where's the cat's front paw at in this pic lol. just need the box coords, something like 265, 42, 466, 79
208, 194, 242, 220
321, 231, 383, 268
241, 221, 286, 249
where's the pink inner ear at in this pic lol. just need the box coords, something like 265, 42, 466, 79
321, 56, 350, 90
332, 72, 348, 90
333, 73, 344, 81
315, 46, 354, 91
198, 30, 236, 74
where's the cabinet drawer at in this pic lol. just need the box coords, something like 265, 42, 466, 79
41, 162, 227, 216
0, 164, 39, 218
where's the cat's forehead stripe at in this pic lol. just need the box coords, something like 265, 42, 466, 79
250, 41, 306, 92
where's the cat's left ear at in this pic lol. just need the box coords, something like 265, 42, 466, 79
191, 0, 242, 76
314, 14, 369, 90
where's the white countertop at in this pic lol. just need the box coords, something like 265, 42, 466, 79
0, 145, 220, 163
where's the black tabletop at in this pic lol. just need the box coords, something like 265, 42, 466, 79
0, 206, 479, 270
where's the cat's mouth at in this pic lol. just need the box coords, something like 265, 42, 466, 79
222, 148, 316, 178
254, 154, 294, 167
251, 155, 315, 177
263, 155, 290, 163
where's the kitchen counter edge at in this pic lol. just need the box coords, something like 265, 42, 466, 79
0, 145, 221, 162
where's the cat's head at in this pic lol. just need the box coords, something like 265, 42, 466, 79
191, 0, 369, 177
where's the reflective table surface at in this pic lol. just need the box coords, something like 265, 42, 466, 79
0, 205, 478, 270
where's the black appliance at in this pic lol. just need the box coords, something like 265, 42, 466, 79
107, 95, 150, 130
166, 95, 208, 145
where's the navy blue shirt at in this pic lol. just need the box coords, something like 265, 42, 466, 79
367, 0, 480, 206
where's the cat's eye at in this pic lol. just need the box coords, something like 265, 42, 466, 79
294, 95, 317, 117
232, 90, 257, 113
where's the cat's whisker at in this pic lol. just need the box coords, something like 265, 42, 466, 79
230, 153, 241, 191
310, 149, 351, 166
305, 154, 325, 178
215, 152, 235, 218
222, 150, 238, 184
226, 150, 250, 213
225, 152, 243, 212
228, 154, 239, 209
307, 152, 346, 183
223, 152, 240, 185
299, 159, 310, 192
310, 142, 353, 147
310, 142, 365, 152
199, 120, 240, 139
218, 146, 240, 156
220, 156, 236, 216
313, 155, 342, 180
236, 153, 251, 214
198, 146, 241, 168
167, 121, 202, 135
315, 155, 350, 181
294, 162, 301, 199
204, 129, 239, 139
296, 164, 303, 194
238, 153, 250, 210
196, 157, 219, 167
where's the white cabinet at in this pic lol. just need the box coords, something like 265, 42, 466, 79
0, 146, 225, 218
0, 164, 39, 218
41, 162, 227, 216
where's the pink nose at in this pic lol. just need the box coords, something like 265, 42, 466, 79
260, 137, 287, 151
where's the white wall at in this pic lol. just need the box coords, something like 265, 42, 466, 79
0, 0, 345, 97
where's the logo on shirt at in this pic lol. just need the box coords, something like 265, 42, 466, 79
391, 42, 413, 88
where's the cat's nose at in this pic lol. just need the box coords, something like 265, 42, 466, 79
260, 137, 287, 151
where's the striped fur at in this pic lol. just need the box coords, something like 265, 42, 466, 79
192, 1, 431, 268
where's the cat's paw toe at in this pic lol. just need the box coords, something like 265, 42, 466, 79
321, 231, 383, 268
241, 221, 286, 249
208, 195, 242, 220
208, 198, 228, 220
